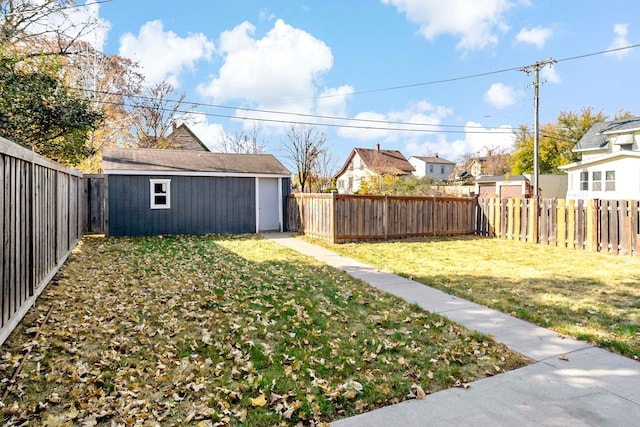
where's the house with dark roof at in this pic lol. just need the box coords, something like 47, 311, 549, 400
334, 145, 414, 194
408, 154, 455, 180
559, 117, 640, 199
102, 147, 290, 236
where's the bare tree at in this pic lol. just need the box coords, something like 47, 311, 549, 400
216, 121, 267, 154
62, 43, 143, 170
281, 125, 327, 193
310, 149, 339, 192
1, 0, 107, 58
130, 81, 194, 149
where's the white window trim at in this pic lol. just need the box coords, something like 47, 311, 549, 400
150, 179, 171, 209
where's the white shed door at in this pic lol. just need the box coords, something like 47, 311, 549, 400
258, 178, 280, 231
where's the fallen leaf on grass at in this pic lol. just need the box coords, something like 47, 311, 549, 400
250, 394, 267, 407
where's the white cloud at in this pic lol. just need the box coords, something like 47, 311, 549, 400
317, 85, 355, 118
541, 65, 561, 84
338, 101, 452, 143
198, 19, 334, 118
484, 83, 524, 108
178, 114, 226, 151
515, 26, 552, 48
381, 0, 514, 51
119, 20, 214, 86
606, 23, 631, 58
405, 121, 515, 162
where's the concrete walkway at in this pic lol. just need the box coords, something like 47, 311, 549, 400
261, 232, 640, 427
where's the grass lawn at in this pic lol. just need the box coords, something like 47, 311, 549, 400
1, 235, 528, 426
306, 236, 640, 360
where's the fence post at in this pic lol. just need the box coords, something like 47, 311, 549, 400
528, 197, 538, 243
507, 198, 514, 240
383, 195, 389, 240
557, 199, 566, 248
432, 195, 436, 237
330, 191, 337, 243
567, 199, 575, 249
488, 198, 495, 237
514, 197, 522, 241
586, 199, 598, 252
495, 198, 503, 238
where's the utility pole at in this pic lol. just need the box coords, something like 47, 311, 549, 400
519, 58, 556, 198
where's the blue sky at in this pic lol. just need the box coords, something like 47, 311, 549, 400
77, 0, 640, 168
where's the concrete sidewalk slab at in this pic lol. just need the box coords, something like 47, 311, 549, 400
331, 362, 640, 427
261, 232, 640, 427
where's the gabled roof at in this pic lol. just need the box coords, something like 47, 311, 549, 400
102, 148, 291, 176
335, 147, 414, 177
410, 155, 455, 165
165, 123, 210, 151
574, 117, 640, 152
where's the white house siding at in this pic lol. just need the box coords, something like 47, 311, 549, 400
409, 158, 427, 177
409, 157, 455, 180
565, 156, 640, 200
336, 153, 374, 194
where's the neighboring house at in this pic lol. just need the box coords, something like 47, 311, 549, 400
408, 154, 456, 180
102, 148, 290, 236
559, 117, 640, 200
476, 175, 533, 198
469, 158, 486, 177
165, 123, 210, 151
522, 174, 568, 199
334, 145, 415, 194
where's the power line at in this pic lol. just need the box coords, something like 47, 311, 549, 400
74, 43, 640, 134
83, 87, 519, 131
314, 44, 640, 100
91, 98, 517, 135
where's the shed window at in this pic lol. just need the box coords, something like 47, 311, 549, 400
150, 179, 171, 209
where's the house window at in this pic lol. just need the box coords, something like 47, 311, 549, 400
440, 165, 445, 175
579, 171, 588, 191
150, 179, 171, 209
429, 164, 434, 173
592, 171, 602, 191
605, 171, 615, 191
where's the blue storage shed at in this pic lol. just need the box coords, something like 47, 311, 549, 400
102, 148, 291, 236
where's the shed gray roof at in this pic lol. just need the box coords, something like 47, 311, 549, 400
574, 117, 640, 151
102, 148, 291, 176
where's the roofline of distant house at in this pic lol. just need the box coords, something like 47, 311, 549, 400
601, 126, 640, 135
559, 150, 640, 170
103, 170, 290, 178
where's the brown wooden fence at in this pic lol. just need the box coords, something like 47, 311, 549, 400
475, 197, 640, 256
83, 174, 106, 234
1, 137, 87, 346
287, 193, 475, 242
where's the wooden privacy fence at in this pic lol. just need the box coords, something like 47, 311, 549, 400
0, 137, 87, 346
287, 193, 475, 242
475, 197, 640, 256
